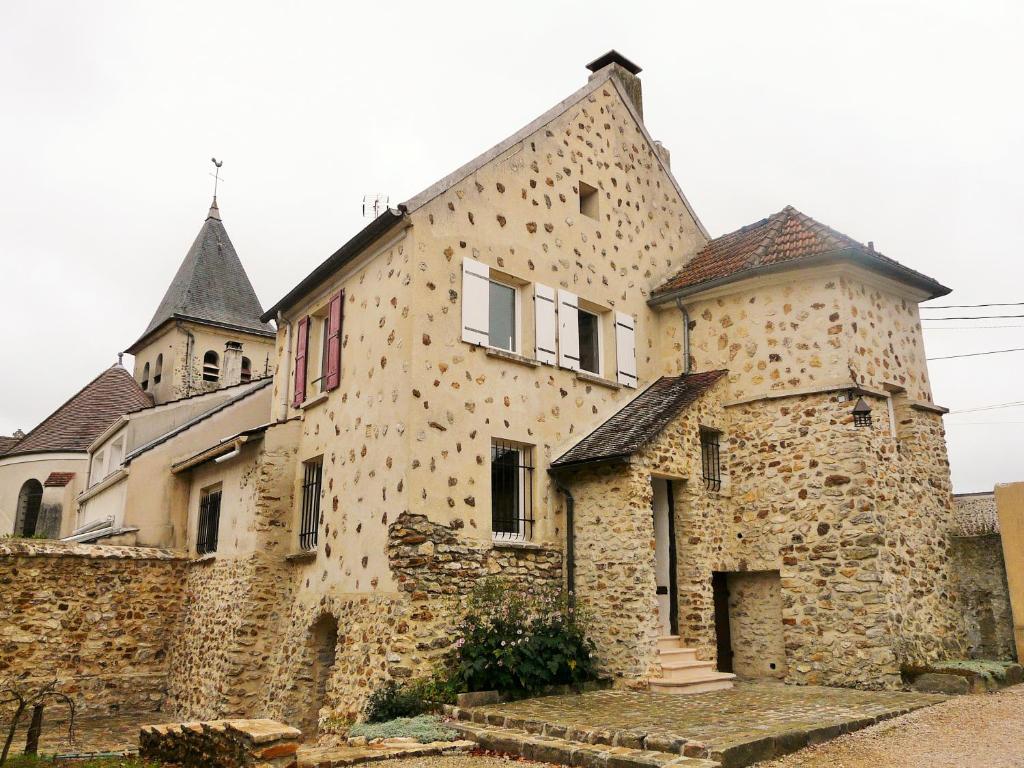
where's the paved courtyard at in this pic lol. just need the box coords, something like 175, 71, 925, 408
453, 682, 945, 766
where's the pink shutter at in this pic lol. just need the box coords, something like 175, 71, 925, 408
324, 290, 343, 391
292, 316, 310, 407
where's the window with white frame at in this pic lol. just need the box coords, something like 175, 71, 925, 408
488, 278, 518, 352
491, 439, 535, 541
462, 257, 522, 353
577, 308, 601, 375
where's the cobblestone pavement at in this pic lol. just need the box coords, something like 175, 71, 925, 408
454, 682, 945, 766
386, 756, 557, 767
757, 683, 1024, 768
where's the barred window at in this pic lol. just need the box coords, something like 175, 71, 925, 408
700, 428, 722, 492
299, 457, 323, 551
197, 485, 222, 555
491, 439, 534, 541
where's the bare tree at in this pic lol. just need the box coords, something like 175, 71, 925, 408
0, 676, 75, 766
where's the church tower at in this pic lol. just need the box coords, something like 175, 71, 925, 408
125, 199, 276, 404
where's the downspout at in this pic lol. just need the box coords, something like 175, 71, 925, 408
555, 483, 576, 601
184, 328, 196, 396
277, 312, 292, 423
675, 298, 691, 374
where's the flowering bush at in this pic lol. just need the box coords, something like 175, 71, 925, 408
447, 578, 598, 695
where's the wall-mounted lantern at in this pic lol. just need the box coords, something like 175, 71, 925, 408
852, 396, 873, 428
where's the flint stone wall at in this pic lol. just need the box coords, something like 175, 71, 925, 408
726, 571, 788, 679
0, 540, 185, 717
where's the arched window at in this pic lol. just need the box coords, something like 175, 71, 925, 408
154, 354, 163, 385
141, 362, 150, 391
241, 356, 252, 383
202, 350, 220, 382
15, 479, 43, 538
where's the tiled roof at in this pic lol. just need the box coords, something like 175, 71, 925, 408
551, 370, 727, 469
6, 366, 152, 457
0, 436, 20, 456
652, 206, 950, 300
128, 201, 275, 352
44, 472, 76, 487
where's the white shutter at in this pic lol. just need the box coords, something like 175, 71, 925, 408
615, 311, 638, 388
558, 290, 580, 370
534, 283, 557, 365
461, 257, 490, 346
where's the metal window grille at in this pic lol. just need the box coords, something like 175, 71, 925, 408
491, 439, 534, 541
197, 488, 221, 554
700, 428, 722, 492
299, 458, 323, 551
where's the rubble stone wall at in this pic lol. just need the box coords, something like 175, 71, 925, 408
0, 540, 185, 717
950, 534, 1016, 660
726, 571, 788, 679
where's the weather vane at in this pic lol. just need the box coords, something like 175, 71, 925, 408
210, 158, 224, 200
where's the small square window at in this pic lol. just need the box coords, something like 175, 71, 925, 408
488, 279, 517, 352
579, 181, 599, 220
578, 309, 601, 374
491, 439, 535, 541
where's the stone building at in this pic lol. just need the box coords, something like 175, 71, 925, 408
1, 52, 978, 729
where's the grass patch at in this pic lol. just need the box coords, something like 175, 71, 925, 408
348, 714, 458, 744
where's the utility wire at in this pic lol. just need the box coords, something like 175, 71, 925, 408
927, 347, 1024, 361
921, 314, 1024, 320
922, 301, 1024, 309
948, 400, 1024, 415
923, 325, 1024, 330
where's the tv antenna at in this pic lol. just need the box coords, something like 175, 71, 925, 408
210, 158, 225, 200
362, 194, 389, 219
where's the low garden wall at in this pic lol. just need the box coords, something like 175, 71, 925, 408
0, 539, 186, 717
139, 719, 300, 768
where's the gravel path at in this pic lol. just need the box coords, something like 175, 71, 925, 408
757, 684, 1024, 768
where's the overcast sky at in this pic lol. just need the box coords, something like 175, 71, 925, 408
1, 1, 1021, 492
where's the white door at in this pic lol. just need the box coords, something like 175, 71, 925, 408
652, 478, 673, 636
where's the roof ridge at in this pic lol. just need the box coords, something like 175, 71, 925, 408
750, 208, 791, 266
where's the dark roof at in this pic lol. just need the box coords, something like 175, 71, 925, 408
0, 436, 20, 456
586, 50, 642, 75
128, 200, 275, 352
44, 472, 76, 487
651, 206, 950, 301
125, 378, 272, 462
261, 209, 405, 321
6, 366, 152, 457
551, 370, 727, 469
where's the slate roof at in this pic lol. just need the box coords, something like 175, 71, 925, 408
128, 200, 275, 352
0, 436, 20, 456
651, 206, 950, 301
6, 366, 152, 457
551, 370, 727, 469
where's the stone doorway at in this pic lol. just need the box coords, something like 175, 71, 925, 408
300, 614, 339, 739
715, 570, 787, 680
651, 478, 679, 636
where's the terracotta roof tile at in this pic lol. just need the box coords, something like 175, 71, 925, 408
652, 206, 949, 299
0, 436, 20, 456
43, 472, 76, 487
551, 370, 727, 469
7, 366, 152, 457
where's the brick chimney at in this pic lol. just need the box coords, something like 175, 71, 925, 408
222, 341, 244, 387
586, 50, 644, 119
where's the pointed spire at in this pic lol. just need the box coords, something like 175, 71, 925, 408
207, 197, 221, 221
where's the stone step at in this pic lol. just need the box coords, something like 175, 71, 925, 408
658, 648, 699, 663
451, 722, 720, 768
648, 672, 736, 695
656, 635, 683, 651
658, 660, 719, 683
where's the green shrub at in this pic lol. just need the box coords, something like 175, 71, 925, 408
447, 578, 598, 696
363, 676, 454, 723
349, 715, 458, 743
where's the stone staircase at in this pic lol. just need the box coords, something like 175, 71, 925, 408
648, 636, 735, 694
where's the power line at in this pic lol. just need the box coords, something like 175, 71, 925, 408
927, 347, 1024, 361
922, 301, 1024, 309
946, 421, 1024, 426
922, 325, 1024, 330
922, 314, 1024, 321
948, 400, 1024, 415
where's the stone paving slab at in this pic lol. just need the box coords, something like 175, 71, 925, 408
447, 682, 946, 768
297, 739, 476, 767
